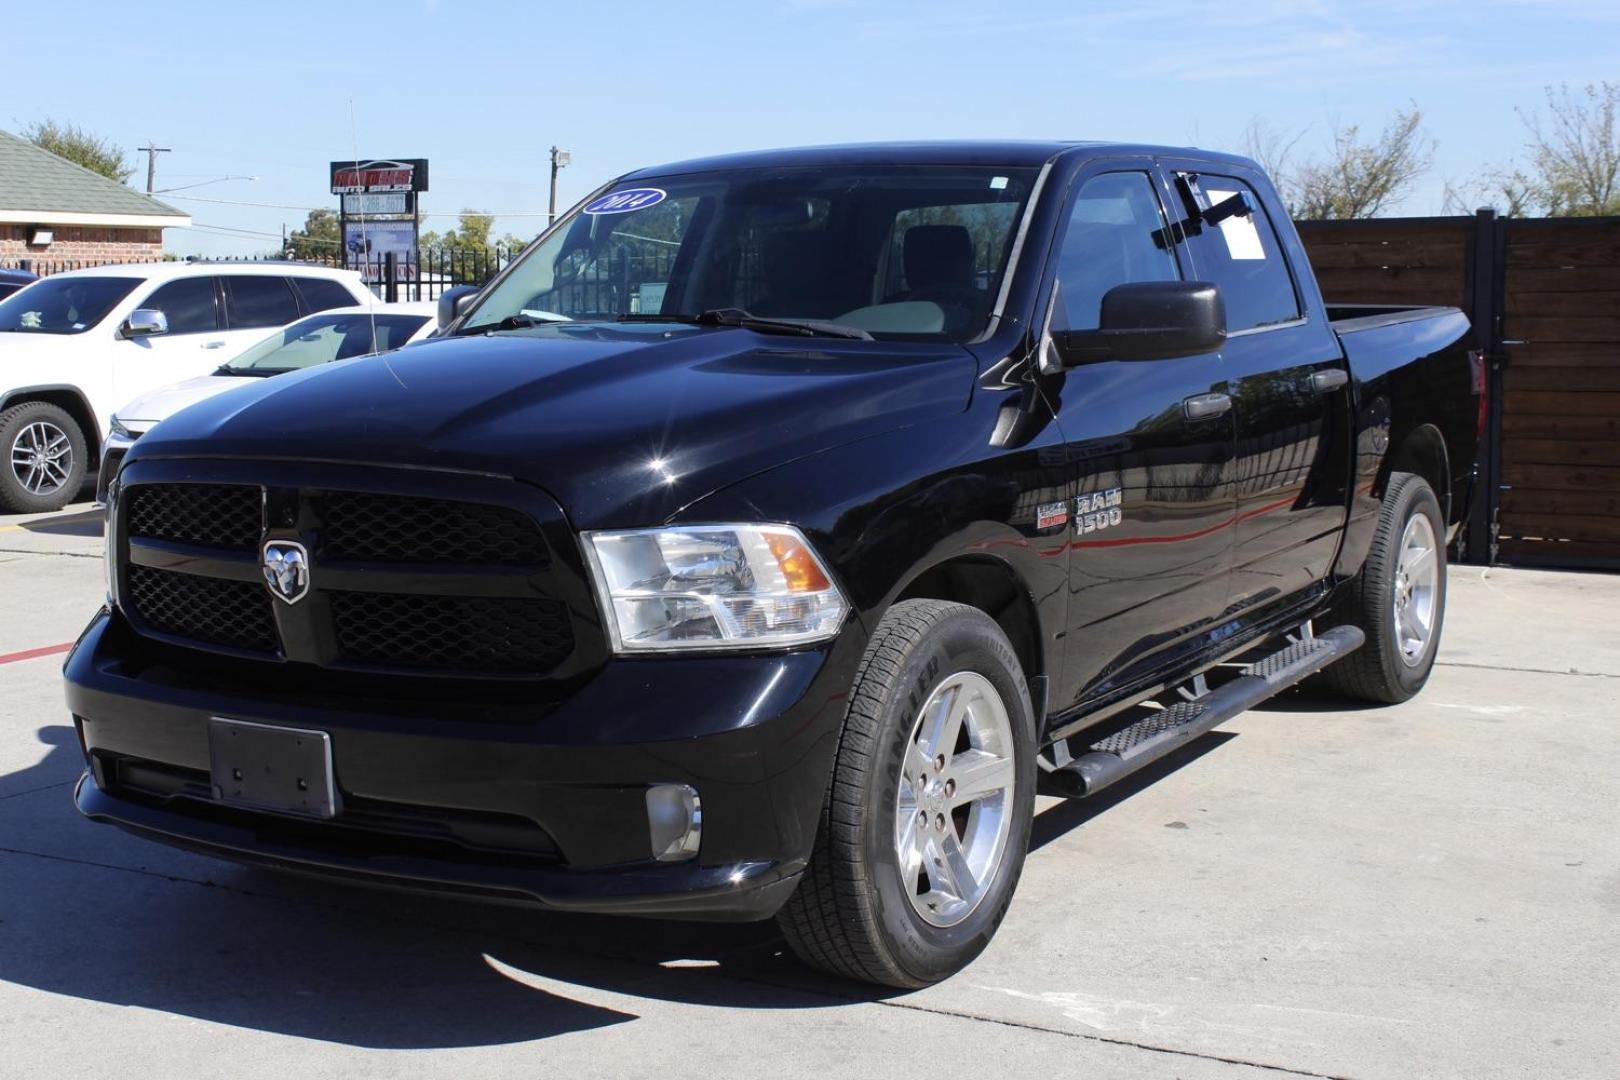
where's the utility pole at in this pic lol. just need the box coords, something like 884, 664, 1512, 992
139, 142, 171, 194
549, 146, 571, 225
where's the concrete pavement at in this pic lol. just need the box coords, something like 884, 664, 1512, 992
2, 503, 1616, 1079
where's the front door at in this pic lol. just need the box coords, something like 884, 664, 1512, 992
114, 276, 232, 419
1170, 167, 1351, 615
1043, 166, 1236, 710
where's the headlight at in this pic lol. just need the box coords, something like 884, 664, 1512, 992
109, 416, 134, 441
583, 524, 847, 653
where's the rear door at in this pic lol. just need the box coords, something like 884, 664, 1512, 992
219, 275, 304, 356
1045, 164, 1237, 707
114, 275, 229, 414
1165, 163, 1352, 616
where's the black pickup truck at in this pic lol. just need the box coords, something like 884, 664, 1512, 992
67, 142, 1480, 989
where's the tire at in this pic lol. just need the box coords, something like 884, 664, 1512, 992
0, 401, 88, 514
777, 599, 1037, 988
1317, 472, 1446, 704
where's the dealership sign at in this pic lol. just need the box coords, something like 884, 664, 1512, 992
342, 192, 413, 216
329, 158, 430, 195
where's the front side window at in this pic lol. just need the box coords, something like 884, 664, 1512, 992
222, 276, 301, 330
461, 165, 1039, 342
1183, 174, 1300, 332
142, 277, 219, 335
221, 313, 429, 375
1052, 172, 1180, 331
0, 276, 139, 335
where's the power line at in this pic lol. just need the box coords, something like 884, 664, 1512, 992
163, 193, 557, 217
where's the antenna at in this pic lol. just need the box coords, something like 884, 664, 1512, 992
347, 100, 380, 360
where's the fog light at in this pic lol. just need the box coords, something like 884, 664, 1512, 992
646, 783, 701, 862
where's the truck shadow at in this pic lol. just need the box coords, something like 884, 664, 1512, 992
0, 721, 1230, 1049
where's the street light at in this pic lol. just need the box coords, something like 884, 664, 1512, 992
549, 147, 571, 225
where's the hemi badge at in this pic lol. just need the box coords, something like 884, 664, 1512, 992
1035, 501, 1069, 531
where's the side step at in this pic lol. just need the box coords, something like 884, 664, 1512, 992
1042, 625, 1365, 799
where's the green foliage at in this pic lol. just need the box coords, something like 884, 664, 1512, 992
284, 208, 340, 260
1259, 107, 1434, 220
1505, 82, 1620, 217
22, 119, 134, 184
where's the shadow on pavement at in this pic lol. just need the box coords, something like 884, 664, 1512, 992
1, 719, 1246, 1048
0, 726, 879, 1050
6, 508, 104, 538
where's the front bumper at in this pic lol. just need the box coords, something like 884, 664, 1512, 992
66, 610, 865, 920
94, 427, 140, 507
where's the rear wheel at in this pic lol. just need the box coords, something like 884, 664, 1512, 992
0, 401, 87, 514
1318, 472, 1446, 703
777, 599, 1036, 988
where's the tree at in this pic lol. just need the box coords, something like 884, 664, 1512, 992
1502, 82, 1620, 216
284, 208, 340, 261
22, 119, 133, 184
421, 209, 506, 283
1250, 107, 1434, 219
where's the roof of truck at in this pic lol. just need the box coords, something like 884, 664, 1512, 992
622, 141, 1259, 179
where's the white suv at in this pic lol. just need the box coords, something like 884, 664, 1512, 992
0, 262, 371, 512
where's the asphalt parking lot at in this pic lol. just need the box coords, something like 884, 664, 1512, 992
2, 501, 1617, 1079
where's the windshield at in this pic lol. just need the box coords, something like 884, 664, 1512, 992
0, 276, 139, 335
462, 165, 1039, 342
221, 313, 429, 374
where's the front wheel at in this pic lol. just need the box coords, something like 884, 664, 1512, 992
1318, 471, 1447, 703
777, 599, 1036, 988
0, 401, 88, 514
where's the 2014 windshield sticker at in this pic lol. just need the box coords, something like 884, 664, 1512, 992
583, 188, 667, 215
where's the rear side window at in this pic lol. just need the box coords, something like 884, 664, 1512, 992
142, 277, 219, 335
1053, 172, 1181, 331
294, 277, 359, 315
1184, 175, 1300, 332
222, 276, 301, 329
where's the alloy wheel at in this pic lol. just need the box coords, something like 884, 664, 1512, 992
893, 670, 1017, 927
9, 420, 74, 496
1393, 513, 1439, 666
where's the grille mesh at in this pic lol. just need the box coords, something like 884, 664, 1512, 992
318, 493, 547, 566
126, 564, 279, 653
127, 484, 261, 551
330, 591, 572, 673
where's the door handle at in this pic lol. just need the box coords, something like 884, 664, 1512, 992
203, 340, 227, 349
1182, 392, 1232, 422
1310, 368, 1349, 394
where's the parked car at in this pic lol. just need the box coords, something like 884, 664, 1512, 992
0, 267, 37, 300
0, 262, 371, 512
69, 142, 1480, 989
96, 301, 438, 504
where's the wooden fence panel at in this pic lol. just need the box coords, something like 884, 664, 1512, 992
1499, 219, 1620, 565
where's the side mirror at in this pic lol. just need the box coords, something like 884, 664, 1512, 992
437, 285, 481, 331
121, 309, 169, 338
1054, 281, 1225, 365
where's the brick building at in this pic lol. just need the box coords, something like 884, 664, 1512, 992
0, 128, 189, 269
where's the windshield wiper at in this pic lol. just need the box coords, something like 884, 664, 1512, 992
216, 365, 294, 377
617, 308, 872, 340
457, 312, 541, 335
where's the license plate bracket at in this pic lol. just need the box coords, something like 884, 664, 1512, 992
208, 717, 338, 819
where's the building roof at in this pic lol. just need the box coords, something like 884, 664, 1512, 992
0, 128, 190, 228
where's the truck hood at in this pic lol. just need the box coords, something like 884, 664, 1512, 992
117, 373, 251, 429
131, 323, 976, 528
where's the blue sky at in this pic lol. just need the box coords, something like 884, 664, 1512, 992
6, 0, 1614, 256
